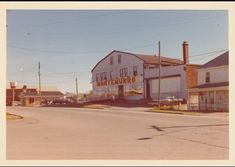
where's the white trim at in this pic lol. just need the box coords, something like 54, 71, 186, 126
197, 65, 228, 72
188, 86, 228, 92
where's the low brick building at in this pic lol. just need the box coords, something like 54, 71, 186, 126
6, 85, 64, 106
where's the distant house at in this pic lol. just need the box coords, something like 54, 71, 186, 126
188, 51, 229, 111
6, 85, 64, 106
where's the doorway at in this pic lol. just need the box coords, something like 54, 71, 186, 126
118, 85, 124, 99
146, 80, 150, 100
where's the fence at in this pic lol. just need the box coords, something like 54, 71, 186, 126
188, 102, 228, 112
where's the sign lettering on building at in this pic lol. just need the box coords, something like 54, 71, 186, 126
96, 76, 137, 87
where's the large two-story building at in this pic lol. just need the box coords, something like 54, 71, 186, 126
91, 42, 199, 102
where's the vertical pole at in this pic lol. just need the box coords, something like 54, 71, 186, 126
158, 41, 161, 108
38, 62, 41, 96
76, 77, 78, 98
12, 88, 14, 106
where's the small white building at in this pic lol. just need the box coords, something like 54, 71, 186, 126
188, 51, 229, 111
91, 42, 199, 102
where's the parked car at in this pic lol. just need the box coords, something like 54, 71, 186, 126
152, 96, 184, 105
52, 99, 70, 105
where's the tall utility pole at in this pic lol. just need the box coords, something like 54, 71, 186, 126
38, 62, 41, 96
157, 41, 161, 108
76, 77, 78, 98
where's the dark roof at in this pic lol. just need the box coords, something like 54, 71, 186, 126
190, 82, 228, 89
91, 50, 183, 72
21, 91, 64, 97
199, 51, 228, 69
41, 91, 64, 96
136, 54, 183, 65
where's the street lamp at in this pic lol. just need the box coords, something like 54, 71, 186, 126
10, 81, 17, 106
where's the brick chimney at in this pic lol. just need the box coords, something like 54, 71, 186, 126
183, 41, 189, 64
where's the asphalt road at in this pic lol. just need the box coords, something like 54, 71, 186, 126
6, 106, 229, 160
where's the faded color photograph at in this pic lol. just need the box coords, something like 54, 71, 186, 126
6, 9, 228, 160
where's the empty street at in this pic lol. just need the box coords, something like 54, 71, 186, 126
7, 107, 228, 160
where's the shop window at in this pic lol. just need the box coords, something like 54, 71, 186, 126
118, 54, 122, 64
205, 72, 210, 83
133, 66, 138, 76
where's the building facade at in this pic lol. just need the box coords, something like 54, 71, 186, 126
91, 41, 199, 102
6, 85, 64, 106
91, 50, 146, 101
188, 51, 229, 111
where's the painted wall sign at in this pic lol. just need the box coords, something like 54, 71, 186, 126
96, 76, 137, 87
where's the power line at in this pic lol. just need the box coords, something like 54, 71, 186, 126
7, 42, 158, 54
190, 50, 228, 61
8, 12, 226, 38
7, 44, 106, 54
190, 49, 228, 58
174, 49, 228, 59
8, 11, 131, 31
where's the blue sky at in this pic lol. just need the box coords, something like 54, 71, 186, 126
7, 10, 228, 94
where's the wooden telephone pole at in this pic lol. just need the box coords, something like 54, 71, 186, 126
38, 62, 41, 96
157, 41, 161, 108
76, 77, 78, 98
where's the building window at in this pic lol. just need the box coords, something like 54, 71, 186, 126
120, 69, 123, 77
118, 54, 122, 64
29, 98, 34, 104
120, 68, 128, 77
110, 56, 113, 65
200, 96, 204, 101
101, 72, 107, 81
124, 68, 128, 77
96, 73, 99, 82
110, 71, 113, 80
205, 72, 210, 83
133, 66, 138, 76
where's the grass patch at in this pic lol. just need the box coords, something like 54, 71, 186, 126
82, 104, 110, 109
6, 112, 23, 120
147, 108, 201, 116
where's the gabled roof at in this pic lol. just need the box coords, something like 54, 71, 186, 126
22, 91, 64, 97
91, 50, 183, 72
199, 51, 229, 69
136, 54, 183, 65
91, 50, 143, 72
6, 85, 64, 97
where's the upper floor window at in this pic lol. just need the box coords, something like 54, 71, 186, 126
118, 54, 122, 64
133, 66, 138, 76
110, 56, 113, 65
205, 72, 210, 83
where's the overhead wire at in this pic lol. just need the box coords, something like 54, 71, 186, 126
8, 10, 132, 31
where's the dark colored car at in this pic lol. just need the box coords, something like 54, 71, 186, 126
52, 99, 70, 105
